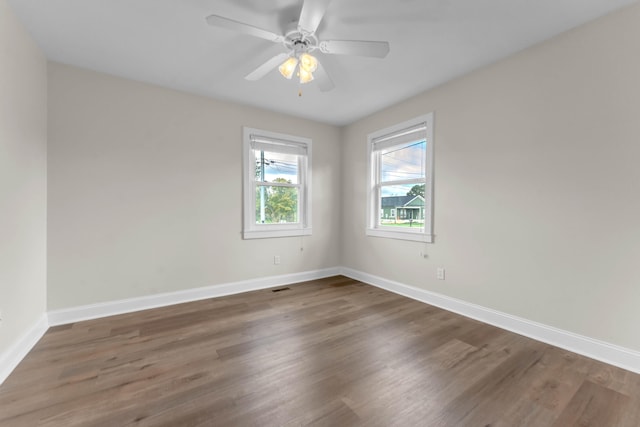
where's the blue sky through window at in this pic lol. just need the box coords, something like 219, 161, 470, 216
255, 150, 298, 183
380, 140, 426, 196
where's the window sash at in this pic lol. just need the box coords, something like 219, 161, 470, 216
378, 139, 427, 184
253, 153, 304, 227
255, 180, 299, 188
243, 127, 312, 239
255, 183, 300, 225
366, 113, 434, 243
374, 178, 426, 231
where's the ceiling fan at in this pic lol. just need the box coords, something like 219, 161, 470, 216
205, 0, 390, 92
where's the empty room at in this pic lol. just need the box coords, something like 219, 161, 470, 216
2, 0, 640, 425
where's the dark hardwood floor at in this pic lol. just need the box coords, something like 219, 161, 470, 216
1, 276, 639, 426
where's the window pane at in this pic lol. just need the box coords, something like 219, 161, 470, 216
379, 183, 425, 227
255, 184, 299, 224
380, 140, 426, 182
255, 150, 299, 184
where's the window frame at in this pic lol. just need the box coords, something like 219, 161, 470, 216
242, 127, 312, 239
366, 113, 434, 243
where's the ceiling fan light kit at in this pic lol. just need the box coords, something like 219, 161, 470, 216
206, 0, 390, 93
277, 40, 320, 84
281, 54, 318, 84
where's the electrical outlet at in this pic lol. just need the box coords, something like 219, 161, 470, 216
437, 267, 445, 280
274, 255, 281, 265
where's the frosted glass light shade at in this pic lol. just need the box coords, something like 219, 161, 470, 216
299, 67, 314, 84
299, 53, 318, 73
278, 57, 299, 79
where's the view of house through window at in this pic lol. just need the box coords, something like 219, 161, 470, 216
367, 113, 434, 242
379, 140, 426, 228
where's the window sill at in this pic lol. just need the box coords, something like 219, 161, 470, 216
243, 228, 312, 240
366, 228, 433, 243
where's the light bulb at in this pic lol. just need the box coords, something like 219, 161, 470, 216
299, 53, 318, 73
299, 67, 314, 84
278, 57, 298, 79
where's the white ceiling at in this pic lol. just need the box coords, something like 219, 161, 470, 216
9, 0, 636, 125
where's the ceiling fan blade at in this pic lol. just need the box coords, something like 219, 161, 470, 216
319, 40, 390, 58
315, 62, 334, 92
245, 53, 290, 81
298, 0, 332, 34
206, 15, 284, 43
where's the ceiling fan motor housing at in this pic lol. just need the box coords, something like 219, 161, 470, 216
283, 30, 319, 54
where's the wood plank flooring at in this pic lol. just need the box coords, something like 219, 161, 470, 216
1, 276, 639, 426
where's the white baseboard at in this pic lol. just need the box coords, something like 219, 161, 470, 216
0, 315, 49, 385
48, 267, 341, 326
8, 266, 639, 387
340, 267, 640, 375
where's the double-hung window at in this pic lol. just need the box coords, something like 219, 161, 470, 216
367, 113, 434, 242
243, 127, 312, 239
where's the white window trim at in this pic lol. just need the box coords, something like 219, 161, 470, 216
366, 113, 434, 243
242, 127, 312, 239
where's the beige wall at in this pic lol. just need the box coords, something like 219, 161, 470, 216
0, 0, 47, 351
16, 0, 640, 356
342, 4, 640, 351
47, 63, 342, 309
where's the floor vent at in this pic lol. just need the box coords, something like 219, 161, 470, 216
272, 287, 291, 293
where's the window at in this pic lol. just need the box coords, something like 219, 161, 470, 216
367, 113, 434, 242
243, 127, 311, 239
